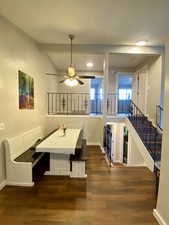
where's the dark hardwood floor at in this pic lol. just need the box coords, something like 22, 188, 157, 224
0, 146, 158, 225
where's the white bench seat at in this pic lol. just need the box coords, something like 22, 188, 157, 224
4, 127, 44, 186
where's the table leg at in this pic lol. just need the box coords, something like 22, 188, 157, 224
45, 153, 70, 176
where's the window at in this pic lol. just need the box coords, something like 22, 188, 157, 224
100, 88, 103, 100
119, 89, 132, 100
90, 88, 95, 100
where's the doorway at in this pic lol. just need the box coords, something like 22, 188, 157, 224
90, 78, 103, 114
118, 74, 133, 114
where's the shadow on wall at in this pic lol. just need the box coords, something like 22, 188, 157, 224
0, 142, 6, 181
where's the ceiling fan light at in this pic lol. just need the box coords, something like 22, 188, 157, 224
86, 62, 93, 68
68, 66, 76, 76
136, 40, 147, 46
64, 78, 78, 87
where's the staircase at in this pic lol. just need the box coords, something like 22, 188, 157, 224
128, 101, 162, 164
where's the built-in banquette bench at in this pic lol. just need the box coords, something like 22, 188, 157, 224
70, 139, 88, 178
4, 127, 57, 186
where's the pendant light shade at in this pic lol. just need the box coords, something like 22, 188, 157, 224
64, 78, 78, 87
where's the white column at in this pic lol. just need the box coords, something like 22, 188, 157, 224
103, 53, 109, 123
160, 50, 165, 128
154, 35, 169, 225
100, 53, 109, 152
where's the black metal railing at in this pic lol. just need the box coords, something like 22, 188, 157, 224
48, 92, 132, 115
48, 92, 104, 115
48, 92, 90, 115
107, 93, 131, 115
156, 105, 163, 130
128, 100, 162, 162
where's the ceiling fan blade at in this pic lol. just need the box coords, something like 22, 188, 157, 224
45, 73, 57, 76
59, 79, 66, 83
77, 79, 84, 85
78, 76, 95, 79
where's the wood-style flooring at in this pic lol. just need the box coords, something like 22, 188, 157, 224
0, 146, 158, 225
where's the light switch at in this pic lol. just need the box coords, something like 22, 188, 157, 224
0, 123, 5, 130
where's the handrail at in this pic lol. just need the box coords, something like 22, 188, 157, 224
129, 100, 145, 117
156, 105, 163, 130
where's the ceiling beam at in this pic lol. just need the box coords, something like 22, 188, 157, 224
38, 44, 163, 55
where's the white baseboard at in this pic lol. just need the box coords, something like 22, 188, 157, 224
113, 160, 123, 163
87, 142, 101, 146
0, 180, 7, 190
6, 181, 34, 187
70, 174, 87, 178
126, 163, 145, 167
45, 171, 70, 176
153, 209, 167, 225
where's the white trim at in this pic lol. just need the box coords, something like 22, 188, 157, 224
87, 142, 101, 146
119, 123, 125, 163
47, 114, 103, 119
126, 163, 145, 167
70, 174, 87, 178
100, 145, 105, 154
153, 209, 167, 225
104, 154, 111, 167
0, 180, 7, 190
113, 160, 123, 163
6, 181, 34, 187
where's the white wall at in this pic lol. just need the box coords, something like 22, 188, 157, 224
132, 73, 138, 104
45, 115, 103, 145
46, 75, 58, 93
155, 36, 169, 225
147, 56, 162, 122
128, 134, 144, 166
125, 118, 154, 172
133, 57, 162, 123
0, 16, 56, 184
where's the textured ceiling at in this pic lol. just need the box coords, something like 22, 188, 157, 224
46, 52, 104, 72
0, 0, 162, 73
0, 0, 169, 45
45, 51, 153, 73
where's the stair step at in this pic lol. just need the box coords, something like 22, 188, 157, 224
144, 142, 161, 149
128, 115, 162, 162
150, 152, 161, 161
140, 135, 162, 142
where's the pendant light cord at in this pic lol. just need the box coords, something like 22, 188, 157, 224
69, 34, 74, 66
71, 37, 72, 66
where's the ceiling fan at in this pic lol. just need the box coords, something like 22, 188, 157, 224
46, 34, 95, 86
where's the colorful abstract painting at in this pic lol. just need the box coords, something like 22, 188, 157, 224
19, 70, 34, 109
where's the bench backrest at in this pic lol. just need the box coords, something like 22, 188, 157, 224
5, 127, 43, 161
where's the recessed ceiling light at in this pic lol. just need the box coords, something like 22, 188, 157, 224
136, 41, 147, 46
86, 62, 93, 68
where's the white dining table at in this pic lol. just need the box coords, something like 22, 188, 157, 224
36, 128, 82, 176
